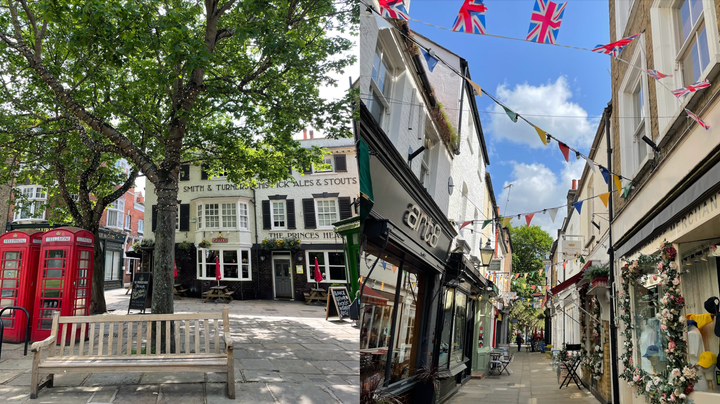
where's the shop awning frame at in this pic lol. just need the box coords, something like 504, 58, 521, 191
549, 260, 593, 295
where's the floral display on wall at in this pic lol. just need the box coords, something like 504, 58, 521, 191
582, 296, 603, 380
618, 241, 698, 404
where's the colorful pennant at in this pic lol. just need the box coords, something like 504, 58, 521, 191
503, 105, 518, 123
558, 142, 570, 162
421, 48, 439, 72
526, 0, 567, 45
465, 77, 482, 96
452, 0, 488, 34
573, 200, 583, 214
501, 217, 512, 227
599, 166, 610, 184
598, 192, 610, 207
534, 125, 548, 146
482, 219, 492, 229
613, 175, 622, 194
592, 33, 641, 57
525, 213, 535, 226
548, 208, 558, 223
460, 220, 473, 230
379, 0, 410, 20
685, 109, 710, 130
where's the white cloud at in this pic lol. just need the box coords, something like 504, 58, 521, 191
497, 159, 585, 236
488, 76, 598, 149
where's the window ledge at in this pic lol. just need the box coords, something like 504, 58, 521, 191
629, 153, 655, 186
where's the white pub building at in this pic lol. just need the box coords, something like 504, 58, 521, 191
145, 137, 358, 300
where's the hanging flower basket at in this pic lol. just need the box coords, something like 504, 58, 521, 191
198, 240, 212, 249
261, 237, 302, 251
591, 277, 608, 288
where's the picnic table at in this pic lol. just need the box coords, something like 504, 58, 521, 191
203, 286, 234, 303
303, 288, 328, 305
174, 283, 188, 299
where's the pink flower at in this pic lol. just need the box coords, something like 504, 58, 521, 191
668, 341, 676, 350
661, 324, 667, 331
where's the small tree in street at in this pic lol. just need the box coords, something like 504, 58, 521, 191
0, 0, 356, 315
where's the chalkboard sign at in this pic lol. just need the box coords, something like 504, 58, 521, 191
128, 272, 151, 313
326, 286, 351, 320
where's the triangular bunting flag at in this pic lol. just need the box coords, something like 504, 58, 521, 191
503, 106, 518, 123
392, 265, 397, 273
573, 200, 583, 214
532, 285, 536, 291
544, 265, 550, 273
515, 273, 520, 280
482, 219, 492, 229
598, 192, 610, 207
584, 157, 596, 173
525, 213, 534, 226
563, 261, 567, 269
580, 256, 585, 264
534, 126, 548, 146
381, 262, 387, 270
421, 48, 439, 72
466, 77, 482, 96
621, 181, 633, 198
599, 166, 610, 184
460, 220, 473, 230
548, 208, 558, 223
613, 175, 622, 194
501, 217, 512, 227
558, 142, 570, 162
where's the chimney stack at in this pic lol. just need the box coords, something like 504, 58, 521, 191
567, 179, 578, 216
303, 129, 307, 140
309, 130, 314, 139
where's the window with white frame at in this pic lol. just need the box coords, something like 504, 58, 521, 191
676, 0, 710, 86
367, 43, 392, 125
138, 219, 144, 234
196, 201, 247, 230
106, 199, 125, 229
313, 156, 334, 173
619, 40, 651, 178
238, 202, 249, 230
271, 201, 286, 230
307, 251, 346, 283
196, 248, 251, 280
13, 186, 47, 221
315, 198, 339, 229
125, 214, 131, 230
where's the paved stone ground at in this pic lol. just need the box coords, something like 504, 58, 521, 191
446, 350, 600, 404
0, 288, 359, 403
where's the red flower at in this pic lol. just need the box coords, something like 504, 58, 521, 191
664, 246, 677, 260
684, 383, 694, 395
675, 296, 684, 305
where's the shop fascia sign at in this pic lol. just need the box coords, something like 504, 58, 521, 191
561, 236, 584, 255
402, 203, 442, 248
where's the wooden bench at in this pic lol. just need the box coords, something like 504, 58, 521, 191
304, 288, 328, 305
173, 284, 188, 299
30, 308, 234, 399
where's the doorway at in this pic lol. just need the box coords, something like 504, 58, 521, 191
273, 255, 292, 298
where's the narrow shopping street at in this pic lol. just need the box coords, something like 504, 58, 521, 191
445, 350, 599, 404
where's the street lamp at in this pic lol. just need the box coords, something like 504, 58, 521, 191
480, 239, 494, 267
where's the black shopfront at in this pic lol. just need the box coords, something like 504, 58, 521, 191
359, 106, 456, 403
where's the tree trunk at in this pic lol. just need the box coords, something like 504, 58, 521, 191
152, 180, 177, 315
90, 227, 107, 314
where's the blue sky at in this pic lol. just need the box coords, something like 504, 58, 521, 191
408, 0, 611, 235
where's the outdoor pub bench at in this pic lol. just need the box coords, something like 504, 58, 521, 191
30, 308, 235, 399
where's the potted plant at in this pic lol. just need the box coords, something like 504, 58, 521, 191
198, 240, 211, 249
414, 364, 450, 404
361, 374, 400, 404
583, 265, 610, 288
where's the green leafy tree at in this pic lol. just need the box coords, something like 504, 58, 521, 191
0, 0, 356, 315
0, 135, 137, 314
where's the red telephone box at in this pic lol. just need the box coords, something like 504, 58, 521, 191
0, 230, 43, 342
31, 228, 94, 342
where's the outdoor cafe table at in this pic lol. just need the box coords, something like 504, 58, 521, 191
203, 285, 234, 303
488, 351, 504, 376
304, 288, 328, 304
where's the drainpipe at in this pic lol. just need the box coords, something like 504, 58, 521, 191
605, 104, 620, 404
252, 188, 260, 299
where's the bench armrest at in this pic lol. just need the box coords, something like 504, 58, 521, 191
221, 334, 234, 350
31, 335, 56, 352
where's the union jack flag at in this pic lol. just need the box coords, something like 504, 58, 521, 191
671, 78, 711, 98
647, 69, 672, 80
592, 33, 641, 57
685, 109, 710, 130
452, 0, 488, 34
526, 0, 567, 44
379, 0, 410, 21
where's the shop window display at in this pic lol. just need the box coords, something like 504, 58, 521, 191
632, 282, 668, 374
438, 289, 454, 367
452, 291, 467, 363
360, 255, 423, 387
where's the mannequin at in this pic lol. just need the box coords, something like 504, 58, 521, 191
694, 351, 716, 392
687, 320, 705, 366
639, 320, 657, 373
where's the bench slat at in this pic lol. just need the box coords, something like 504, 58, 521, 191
107, 323, 114, 356
58, 313, 223, 324
165, 321, 170, 355
204, 320, 209, 354
43, 354, 226, 361
78, 324, 86, 357
117, 322, 123, 356
174, 321, 180, 355
137, 322, 142, 355
97, 323, 104, 356
127, 322, 133, 356
60, 324, 67, 357
156, 321, 161, 355
146, 321, 152, 356
184, 320, 190, 354
88, 323, 95, 356
214, 319, 220, 354
69, 324, 77, 356
194, 320, 200, 354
